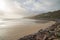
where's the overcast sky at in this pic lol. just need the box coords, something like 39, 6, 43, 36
0, 0, 60, 18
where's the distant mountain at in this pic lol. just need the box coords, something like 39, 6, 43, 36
29, 10, 60, 19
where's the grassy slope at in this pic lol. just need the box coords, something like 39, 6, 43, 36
31, 10, 60, 19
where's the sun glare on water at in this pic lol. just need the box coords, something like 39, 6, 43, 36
0, 0, 25, 28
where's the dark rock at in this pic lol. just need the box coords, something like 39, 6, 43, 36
19, 22, 60, 40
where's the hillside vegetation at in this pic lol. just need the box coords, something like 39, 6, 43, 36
31, 10, 60, 19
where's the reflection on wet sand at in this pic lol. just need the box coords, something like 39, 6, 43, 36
0, 19, 55, 40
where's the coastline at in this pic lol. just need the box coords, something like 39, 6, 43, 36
0, 21, 55, 40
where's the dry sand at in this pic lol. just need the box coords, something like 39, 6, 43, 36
0, 21, 55, 40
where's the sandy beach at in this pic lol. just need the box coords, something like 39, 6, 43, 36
0, 19, 55, 40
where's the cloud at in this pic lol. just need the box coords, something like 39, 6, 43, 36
0, 0, 60, 18
17, 0, 60, 12
0, 0, 29, 18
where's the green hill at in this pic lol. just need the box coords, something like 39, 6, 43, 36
31, 10, 60, 19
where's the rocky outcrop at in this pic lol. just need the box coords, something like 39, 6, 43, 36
19, 22, 60, 40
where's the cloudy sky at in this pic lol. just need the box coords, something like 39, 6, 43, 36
0, 0, 60, 18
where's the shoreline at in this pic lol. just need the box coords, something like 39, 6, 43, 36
19, 22, 60, 40
0, 21, 55, 40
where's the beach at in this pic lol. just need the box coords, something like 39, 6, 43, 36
0, 19, 55, 40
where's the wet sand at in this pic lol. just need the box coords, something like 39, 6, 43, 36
0, 21, 55, 40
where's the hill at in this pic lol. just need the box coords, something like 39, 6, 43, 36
30, 10, 60, 19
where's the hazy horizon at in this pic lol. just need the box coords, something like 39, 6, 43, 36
0, 0, 60, 18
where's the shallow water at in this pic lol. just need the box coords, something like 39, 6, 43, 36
0, 18, 49, 28
0, 18, 36, 28
0, 18, 55, 40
